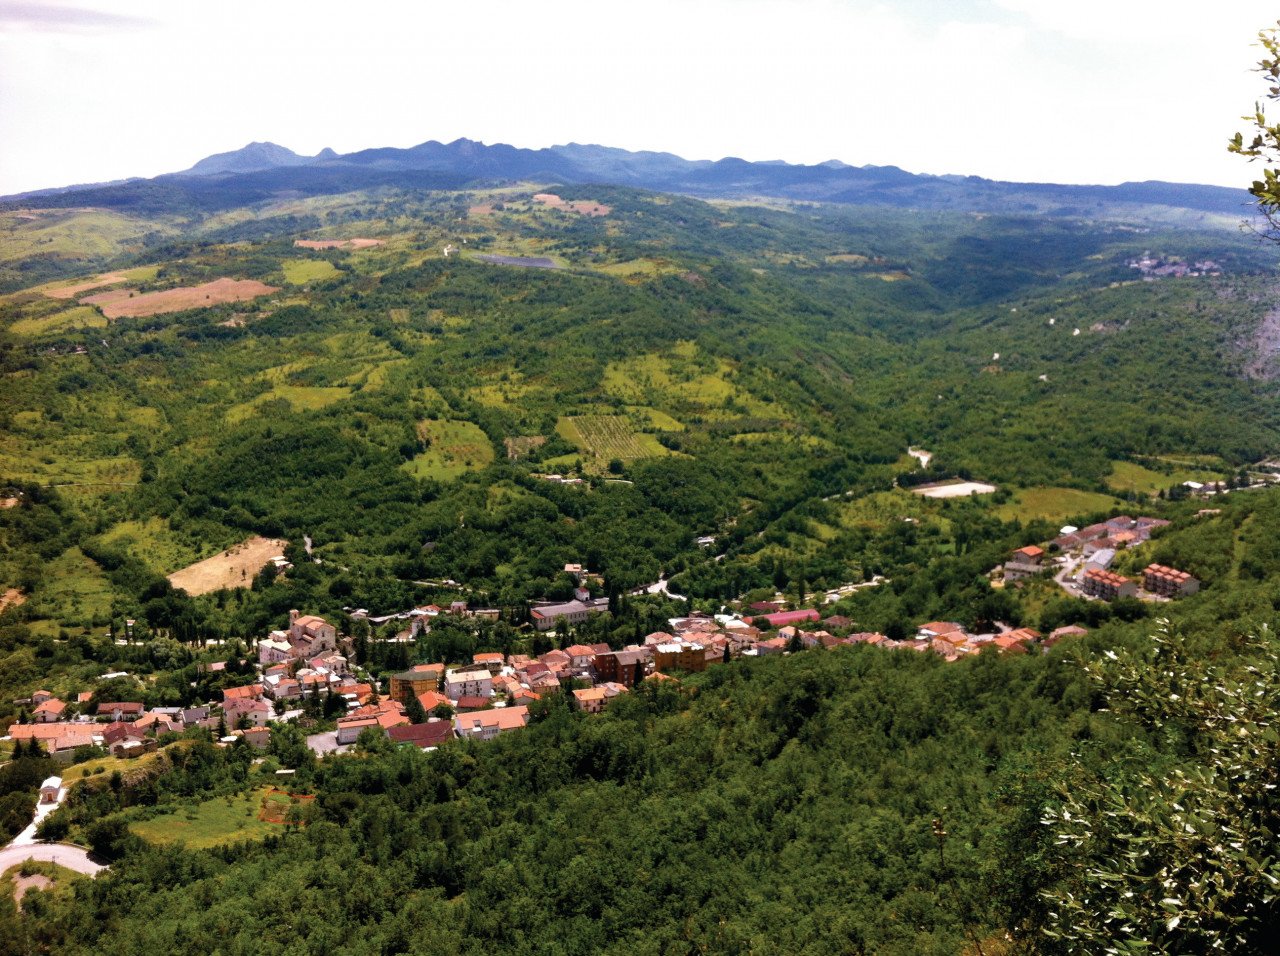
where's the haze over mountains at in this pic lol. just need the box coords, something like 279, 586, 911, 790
3, 137, 1254, 220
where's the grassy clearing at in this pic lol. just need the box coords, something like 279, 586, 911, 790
403, 419, 495, 480
282, 259, 340, 285
94, 518, 203, 575
129, 788, 280, 849
10, 306, 106, 337
29, 547, 114, 624
0, 209, 164, 266
601, 346, 782, 419
629, 406, 685, 431
72, 745, 181, 787
226, 385, 352, 423
994, 487, 1123, 523
1107, 460, 1223, 495
595, 258, 678, 279
557, 415, 671, 464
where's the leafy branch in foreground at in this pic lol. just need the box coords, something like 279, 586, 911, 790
1230, 21, 1280, 239
1039, 622, 1280, 953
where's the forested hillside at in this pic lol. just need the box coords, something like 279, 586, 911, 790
3, 176, 1280, 952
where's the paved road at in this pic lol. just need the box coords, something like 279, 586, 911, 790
306, 731, 349, 756
0, 842, 105, 877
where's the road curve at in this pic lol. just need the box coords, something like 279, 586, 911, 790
0, 842, 106, 877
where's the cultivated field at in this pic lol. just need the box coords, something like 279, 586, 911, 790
533, 193, 611, 216
293, 238, 382, 250
557, 415, 669, 463
167, 536, 289, 595
10, 306, 106, 337
43, 272, 129, 299
282, 259, 340, 285
81, 278, 279, 319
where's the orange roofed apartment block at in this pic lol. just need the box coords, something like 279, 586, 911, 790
1142, 564, 1200, 597
1080, 568, 1137, 601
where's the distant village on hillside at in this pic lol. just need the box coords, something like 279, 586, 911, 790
6, 500, 1215, 763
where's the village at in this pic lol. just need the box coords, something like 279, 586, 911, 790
4, 509, 1209, 765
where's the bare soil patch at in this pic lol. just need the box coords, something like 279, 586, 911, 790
167, 536, 289, 595
533, 193, 610, 216
505, 435, 546, 459
294, 238, 383, 250
45, 272, 129, 300
11, 872, 52, 907
0, 497, 19, 508
0, 588, 25, 613
82, 278, 279, 319
912, 480, 998, 499
468, 204, 495, 216
258, 789, 315, 824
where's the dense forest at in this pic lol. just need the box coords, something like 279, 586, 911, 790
3, 177, 1280, 952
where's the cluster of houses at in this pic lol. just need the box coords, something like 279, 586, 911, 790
1000, 515, 1200, 602
6, 688, 223, 764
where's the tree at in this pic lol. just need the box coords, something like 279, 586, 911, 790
405, 694, 428, 724
1230, 21, 1280, 237
1037, 623, 1280, 953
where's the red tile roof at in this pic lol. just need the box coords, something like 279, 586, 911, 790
753, 609, 821, 627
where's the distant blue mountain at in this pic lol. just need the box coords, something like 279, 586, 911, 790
4, 137, 1253, 218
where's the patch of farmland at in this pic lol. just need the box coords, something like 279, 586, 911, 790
293, 238, 383, 249
403, 419, 495, 480
505, 435, 546, 459
474, 254, 560, 269
557, 415, 670, 463
282, 260, 340, 285
532, 193, 611, 216
81, 278, 279, 319
226, 385, 352, 423
167, 536, 290, 596
10, 306, 106, 337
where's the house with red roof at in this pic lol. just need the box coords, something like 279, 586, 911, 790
33, 698, 66, 723
387, 720, 454, 749
454, 705, 529, 741
752, 609, 821, 629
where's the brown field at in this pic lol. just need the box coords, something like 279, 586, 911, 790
81, 278, 279, 319
293, 238, 383, 250
468, 204, 495, 216
44, 272, 129, 299
533, 193, 610, 216
0, 588, 25, 613
167, 536, 289, 595
258, 789, 315, 824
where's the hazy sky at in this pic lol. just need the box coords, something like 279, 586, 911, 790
1, 0, 1277, 195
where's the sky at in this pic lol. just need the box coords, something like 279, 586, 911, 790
0, 0, 1277, 195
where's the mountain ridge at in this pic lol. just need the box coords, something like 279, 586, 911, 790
2, 136, 1255, 219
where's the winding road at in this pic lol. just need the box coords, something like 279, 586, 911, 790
0, 842, 105, 877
